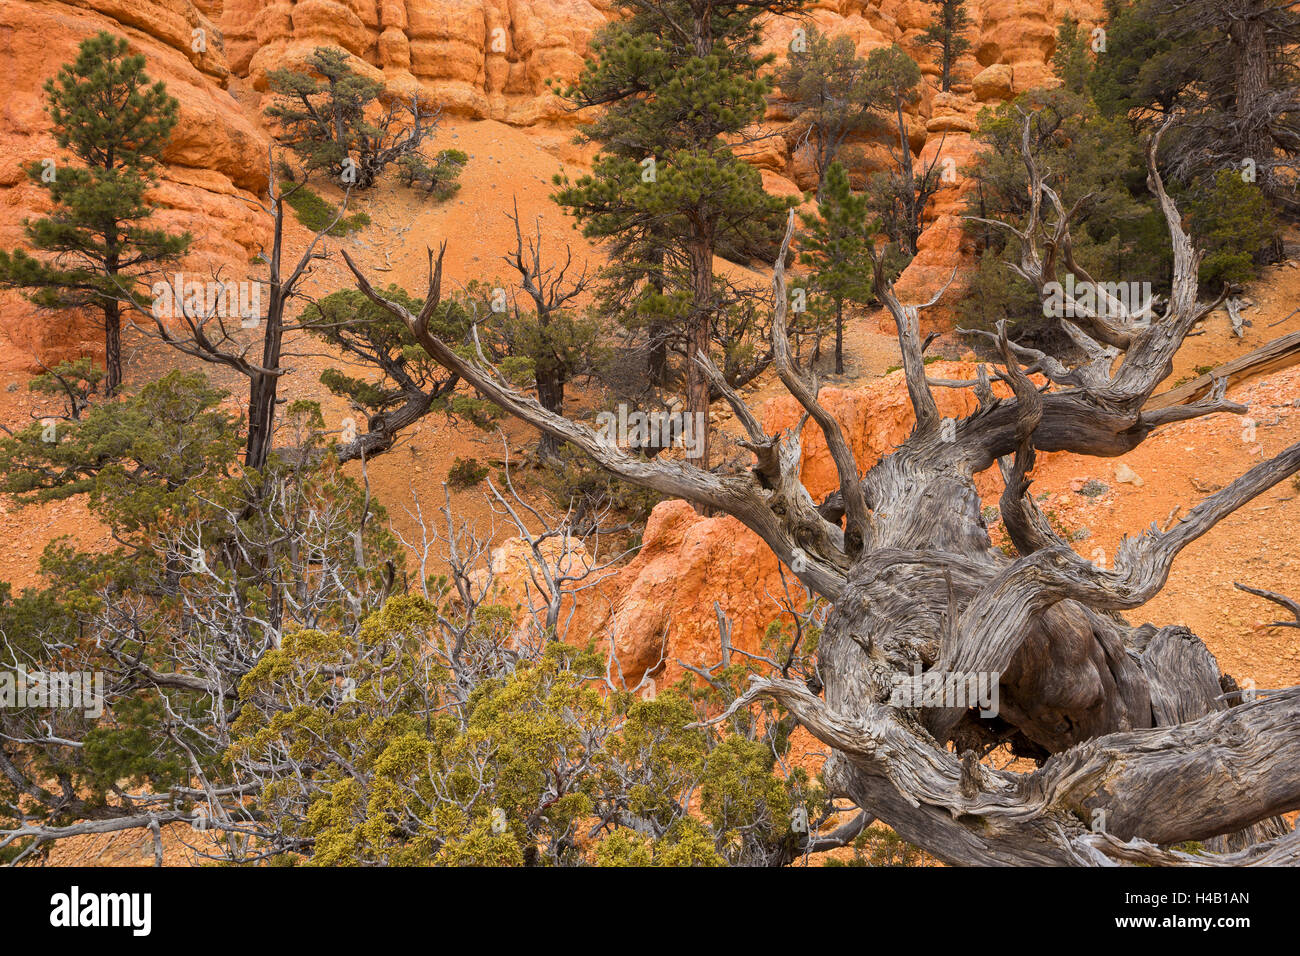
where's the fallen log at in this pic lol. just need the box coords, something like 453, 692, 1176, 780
1145, 330, 1300, 410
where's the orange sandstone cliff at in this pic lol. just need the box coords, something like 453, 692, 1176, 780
0, 0, 1103, 368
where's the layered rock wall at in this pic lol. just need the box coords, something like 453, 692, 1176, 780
0, 0, 1102, 366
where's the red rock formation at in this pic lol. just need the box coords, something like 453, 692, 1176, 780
223, 0, 613, 126
0, 0, 269, 369
214, 0, 1103, 249
0, 0, 1111, 368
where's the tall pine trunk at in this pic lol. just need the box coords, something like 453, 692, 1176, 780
834, 298, 845, 375
686, 236, 713, 509
103, 234, 122, 397
647, 247, 668, 385
103, 299, 122, 398
1232, 16, 1274, 200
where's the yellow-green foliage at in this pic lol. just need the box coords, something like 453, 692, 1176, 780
594, 818, 725, 867
229, 592, 842, 866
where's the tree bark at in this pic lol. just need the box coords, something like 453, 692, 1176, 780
245, 206, 287, 473
103, 299, 122, 398
686, 236, 713, 488
834, 298, 844, 375
1230, 15, 1273, 192
536, 369, 565, 461
103, 232, 122, 397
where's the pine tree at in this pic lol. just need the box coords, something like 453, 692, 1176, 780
862, 46, 939, 258
265, 47, 434, 189
799, 163, 875, 374
1087, 0, 1188, 120
554, 0, 800, 477
1186, 168, 1279, 289
920, 0, 973, 92
1090, 0, 1300, 215
776, 26, 877, 198
1052, 15, 1093, 95
0, 32, 190, 397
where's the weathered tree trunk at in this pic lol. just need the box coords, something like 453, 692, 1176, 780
502, 201, 590, 464
334, 390, 436, 463
834, 299, 845, 375
686, 235, 714, 486
342, 114, 1300, 866
1231, 15, 1273, 191
245, 205, 287, 473
1145, 330, 1300, 409
536, 369, 565, 461
245, 372, 277, 472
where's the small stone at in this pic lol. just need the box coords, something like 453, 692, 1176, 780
1114, 463, 1144, 487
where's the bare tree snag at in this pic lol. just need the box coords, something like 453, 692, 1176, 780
501, 199, 591, 461
344, 110, 1300, 866
139, 150, 350, 471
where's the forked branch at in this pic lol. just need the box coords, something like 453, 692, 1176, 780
341, 245, 852, 599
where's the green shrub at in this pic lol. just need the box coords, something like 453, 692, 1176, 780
283, 184, 370, 236
1185, 169, 1278, 290
398, 149, 467, 202
447, 456, 489, 489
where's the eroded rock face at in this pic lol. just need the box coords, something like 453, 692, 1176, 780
223, 0, 613, 126
0, 0, 270, 369
218, 0, 1100, 223
0, 0, 1103, 365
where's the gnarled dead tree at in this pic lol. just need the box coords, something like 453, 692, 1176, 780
343, 114, 1300, 866
137, 149, 349, 472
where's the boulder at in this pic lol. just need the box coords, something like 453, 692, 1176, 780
972, 63, 1014, 102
